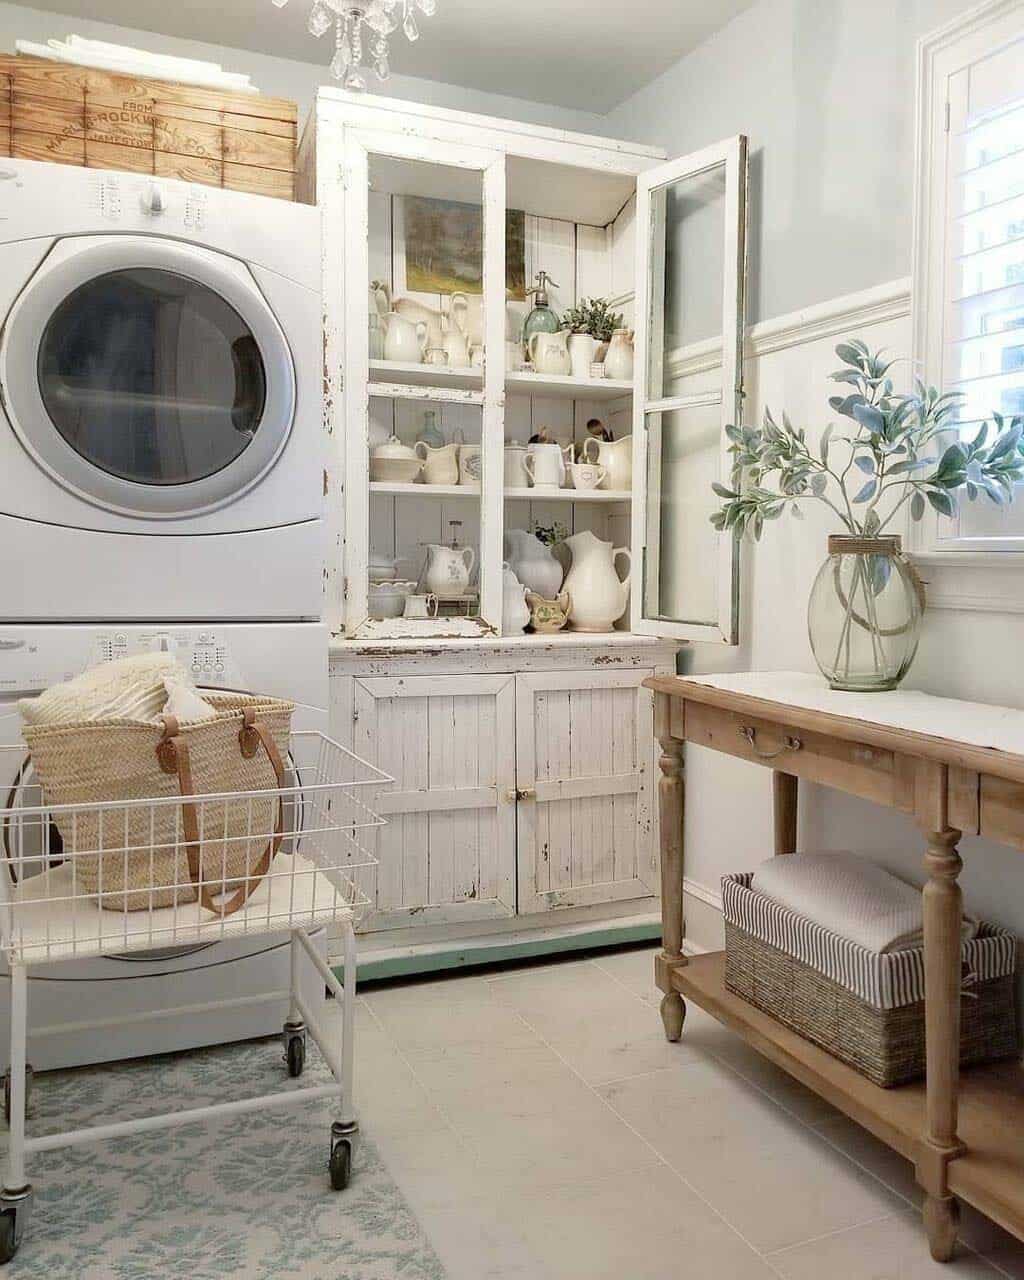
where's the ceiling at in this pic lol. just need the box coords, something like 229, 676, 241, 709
20, 0, 756, 113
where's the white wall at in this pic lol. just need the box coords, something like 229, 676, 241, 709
604, 0, 984, 326
0, 1, 607, 136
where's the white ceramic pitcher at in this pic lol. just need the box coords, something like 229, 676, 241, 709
524, 441, 573, 489
423, 542, 475, 598
582, 434, 633, 491
527, 330, 571, 376
383, 312, 428, 364
563, 530, 632, 633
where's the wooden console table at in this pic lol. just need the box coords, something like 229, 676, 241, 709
642, 671, 1024, 1262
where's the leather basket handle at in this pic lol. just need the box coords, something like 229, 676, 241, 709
157, 707, 287, 918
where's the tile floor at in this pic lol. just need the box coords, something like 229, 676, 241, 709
351, 944, 1024, 1280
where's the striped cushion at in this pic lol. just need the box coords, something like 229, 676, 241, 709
722, 872, 1016, 1011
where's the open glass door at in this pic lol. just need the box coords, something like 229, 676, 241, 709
631, 136, 748, 644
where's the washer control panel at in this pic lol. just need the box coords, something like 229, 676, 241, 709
0, 629, 242, 695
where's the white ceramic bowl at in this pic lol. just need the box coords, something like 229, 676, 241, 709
370, 457, 422, 484
368, 580, 416, 619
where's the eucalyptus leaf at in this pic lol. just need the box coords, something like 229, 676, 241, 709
853, 478, 878, 503
911, 491, 926, 521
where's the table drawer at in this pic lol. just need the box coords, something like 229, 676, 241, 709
685, 702, 914, 811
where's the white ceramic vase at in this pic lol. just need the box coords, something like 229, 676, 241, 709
502, 564, 531, 633
383, 313, 428, 363
563, 530, 631, 632
603, 328, 635, 380
504, 529, 564, 598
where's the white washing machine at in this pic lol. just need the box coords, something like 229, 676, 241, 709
0, 158, 322, 622
0, 621, 328, 1070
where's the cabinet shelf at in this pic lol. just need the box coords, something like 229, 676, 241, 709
367, 361, 632, 402
504, 487, 632, 503
369, 482, 631, 503
506, 371, 633, 400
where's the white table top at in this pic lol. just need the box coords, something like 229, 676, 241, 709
677, 671, 1024, 760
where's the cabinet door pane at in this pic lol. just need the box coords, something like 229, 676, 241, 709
632, 138, 747, 644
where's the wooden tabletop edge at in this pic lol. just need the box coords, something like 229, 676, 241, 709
642, 674, 1024, 784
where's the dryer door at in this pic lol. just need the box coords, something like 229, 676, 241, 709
0, 235, 296, 519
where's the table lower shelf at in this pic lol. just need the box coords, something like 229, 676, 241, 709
672, 951, 1024, 1241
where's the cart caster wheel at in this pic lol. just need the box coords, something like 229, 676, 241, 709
3, 1066, 33, 1127
282, 1022, 307, 1079
0, 1187, 32, 1264
0, 1213, 17, 1264
329, 1140, 352, 1191
286, 1036, 305, 1079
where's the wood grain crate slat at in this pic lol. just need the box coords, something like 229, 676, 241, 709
0, 53, 296, 199
0, 57, 297, 122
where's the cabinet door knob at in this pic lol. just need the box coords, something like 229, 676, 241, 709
739, 725, 802, 760
506, 787, 536, 802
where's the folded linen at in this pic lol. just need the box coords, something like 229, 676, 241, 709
18, 653, 189, 727
751, 852, 978, 954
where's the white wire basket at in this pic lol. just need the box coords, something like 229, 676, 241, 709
0, 731, 390, 964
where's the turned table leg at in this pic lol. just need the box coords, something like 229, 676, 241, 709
654, 692, 686, 1041
773, 771, 798, 856
919, 823, 966, 1263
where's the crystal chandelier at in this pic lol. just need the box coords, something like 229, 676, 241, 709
271, 0, 437, 91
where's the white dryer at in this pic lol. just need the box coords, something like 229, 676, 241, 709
0, 621, 328, 1070
0, 158, 322, 622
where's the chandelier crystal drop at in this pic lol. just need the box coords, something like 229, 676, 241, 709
272, 0, 436, 89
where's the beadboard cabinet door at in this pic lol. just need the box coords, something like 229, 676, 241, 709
352, 674, 516, 931
515, 669, 657, 915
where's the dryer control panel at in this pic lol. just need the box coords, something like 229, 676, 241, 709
93, 630, 240, 688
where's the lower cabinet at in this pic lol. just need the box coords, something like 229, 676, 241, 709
515, 670, 656, 915
329, 638, 676, 958
351, 673, 517, 930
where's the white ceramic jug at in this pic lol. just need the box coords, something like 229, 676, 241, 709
502, 564, 531, 634
414, 440, 459, 485
503, 442, 530, 488
393, 294, 467, 348
383, 312, 428, 364
582, 434, 633, 491
603, 328, 635, 380
567, 332, 599, 379
442, 325, 472, 369
524, 441, 573, 489
527, 329, 571, 376
504, 528, 564, 598
563, 530, 632, 633
423, 542, 475, 598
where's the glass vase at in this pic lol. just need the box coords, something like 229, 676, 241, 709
807, 535, 924, 692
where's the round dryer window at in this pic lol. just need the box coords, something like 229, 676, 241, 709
38, 268, 267, 487
0, 235, 296, 519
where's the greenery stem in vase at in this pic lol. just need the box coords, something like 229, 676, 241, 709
710, 341, 1024, 690
560, 297, 624, 343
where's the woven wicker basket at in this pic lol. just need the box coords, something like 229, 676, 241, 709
722, 873, 1019, 1088
23, 693, 293, 913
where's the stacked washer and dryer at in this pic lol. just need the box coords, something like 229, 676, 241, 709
0, 157, 327, 1068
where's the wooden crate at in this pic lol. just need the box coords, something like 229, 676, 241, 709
0, 53, 296, 200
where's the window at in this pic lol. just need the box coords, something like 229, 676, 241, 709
913, 0, 1024, 559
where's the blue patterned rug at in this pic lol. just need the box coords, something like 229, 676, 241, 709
0, 1036, 446, 1279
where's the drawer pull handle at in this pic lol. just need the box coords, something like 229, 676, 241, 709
740, 726, 802, 760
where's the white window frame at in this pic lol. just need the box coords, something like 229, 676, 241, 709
911, 0, 1024, 611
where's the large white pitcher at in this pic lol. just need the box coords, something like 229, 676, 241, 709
563, 530, 631, 632
423, 542, 475, 598
524, 441, 573, 489
583, 434, 633, 491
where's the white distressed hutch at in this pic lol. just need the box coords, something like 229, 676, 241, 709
297, 90, 747, 973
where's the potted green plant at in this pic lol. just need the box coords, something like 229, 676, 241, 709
561, 297, 624, 378
710, 341, 1024, 691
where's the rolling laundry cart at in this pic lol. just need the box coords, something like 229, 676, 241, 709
0, 728, 389, 1263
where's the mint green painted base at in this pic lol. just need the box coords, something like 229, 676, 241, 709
344, 920, 662, 984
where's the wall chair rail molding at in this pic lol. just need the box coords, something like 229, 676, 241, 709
665, 277, 912, 383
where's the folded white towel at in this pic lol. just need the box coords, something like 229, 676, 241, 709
751, 852, 979, 954
18, 653, 190, 727
160, 678, 217, 724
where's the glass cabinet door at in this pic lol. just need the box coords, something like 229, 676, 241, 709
631, 136, 748, 644
340, 128, 505, 638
